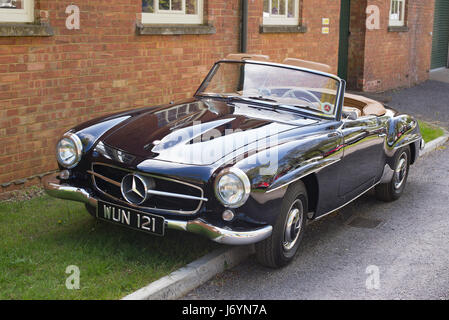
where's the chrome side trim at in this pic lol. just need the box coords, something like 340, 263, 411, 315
313, 181, 380, 222
42, 172, 271, 246
90, 162, 206, 215
393, 136, 421, 150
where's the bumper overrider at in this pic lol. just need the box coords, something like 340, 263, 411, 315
419, 138, 426, 155
42, 172, 273, 245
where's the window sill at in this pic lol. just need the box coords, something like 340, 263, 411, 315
0, 22, 54, 37
388, 26, 409, 32
259, 25, 307, 34
136, 22, 216, 35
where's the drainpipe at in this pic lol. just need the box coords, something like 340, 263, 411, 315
241, 0, 248, 53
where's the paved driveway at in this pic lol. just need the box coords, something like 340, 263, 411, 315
184, 146, 449, 300
356, 80, 449, 130
184, 80, 449, 300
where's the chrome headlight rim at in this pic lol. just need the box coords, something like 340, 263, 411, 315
56, 132, 83, 169
214, 167, 251, 208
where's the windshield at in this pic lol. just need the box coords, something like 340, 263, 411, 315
196, 61, 341, 118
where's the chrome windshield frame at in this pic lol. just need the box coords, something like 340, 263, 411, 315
194, 59, 346, 121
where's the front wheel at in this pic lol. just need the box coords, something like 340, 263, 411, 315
375, 146, 410, 202
255, 181, 308, 268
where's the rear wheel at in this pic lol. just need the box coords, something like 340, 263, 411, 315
255, 181, 307, 268
375, 146, 410, 202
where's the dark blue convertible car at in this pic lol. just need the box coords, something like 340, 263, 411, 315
43, 54, 424, 268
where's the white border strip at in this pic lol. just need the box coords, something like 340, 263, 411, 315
122, 245, 254, 300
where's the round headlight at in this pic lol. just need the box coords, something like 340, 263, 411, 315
214, 167, 251, 208
56, 133, 83, 169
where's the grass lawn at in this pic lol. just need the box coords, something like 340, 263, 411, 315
0, 194, 221, 299
419, 120, 445, 143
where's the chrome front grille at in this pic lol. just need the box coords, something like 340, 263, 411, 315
89, 163, 206, 215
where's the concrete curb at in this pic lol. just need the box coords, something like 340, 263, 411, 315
420, 132, 449, 157
122, 130, 448, 301
122, 245, 255, 300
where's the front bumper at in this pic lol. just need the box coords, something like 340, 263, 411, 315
42, 173, 272, 245
419, 138, 426, 156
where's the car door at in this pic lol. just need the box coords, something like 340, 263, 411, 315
338, 116, 386, 201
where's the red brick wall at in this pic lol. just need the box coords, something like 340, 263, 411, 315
362, 0, 435, 92
248, 0, 341, 72
0, 0, 240, 195
0, 0, 436, 196
0, 0, 342, 196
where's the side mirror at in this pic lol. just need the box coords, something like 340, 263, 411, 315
342, 110, 358, 120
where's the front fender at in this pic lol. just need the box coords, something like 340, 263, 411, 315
385, 114, 421, 166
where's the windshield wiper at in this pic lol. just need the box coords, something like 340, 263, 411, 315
198, 94, 330, 119
246, 96, 278, 103
244, 97, 324, 115
282, 104, 319, 113
198, 93, 278, 104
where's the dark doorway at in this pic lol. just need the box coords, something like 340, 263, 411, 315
338, 0, 351, 80
431, 0, 449, 69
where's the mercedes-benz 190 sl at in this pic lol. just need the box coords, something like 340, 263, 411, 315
43, 54, 425, 268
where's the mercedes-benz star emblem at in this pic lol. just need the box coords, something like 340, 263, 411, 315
121, 174, 151, 205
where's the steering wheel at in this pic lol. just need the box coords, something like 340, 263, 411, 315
281, 88, 322, 105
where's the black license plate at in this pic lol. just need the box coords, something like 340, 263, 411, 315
97, 200, 165, 236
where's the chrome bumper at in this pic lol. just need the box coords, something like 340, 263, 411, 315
419, 138, 426, 156
42, 173, 272, 245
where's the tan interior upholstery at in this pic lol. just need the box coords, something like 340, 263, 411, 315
343, 93, 386, 117
282, 58, 332, 74
225, 53, 271, 62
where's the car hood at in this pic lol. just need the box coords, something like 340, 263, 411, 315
100, 99, 319, 165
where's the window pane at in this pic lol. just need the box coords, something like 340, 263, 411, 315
279, 0, 285, 15
287, 0, 295, 18
271, 0, 278, 15
0, 0, 22, 9
172, 0, 182, 11
159, 0, 170, 10
186, 0, 197, 14
263, 0, 269, 13
142, 0, 154, 13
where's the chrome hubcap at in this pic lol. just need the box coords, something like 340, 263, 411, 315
283, 199, 303, 251
394, 152, 408, 190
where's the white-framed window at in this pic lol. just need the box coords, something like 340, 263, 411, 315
263, 0, 300, 26
389, 0, 406, 26
0, 0, 34, 23
142, 0, 203, 25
